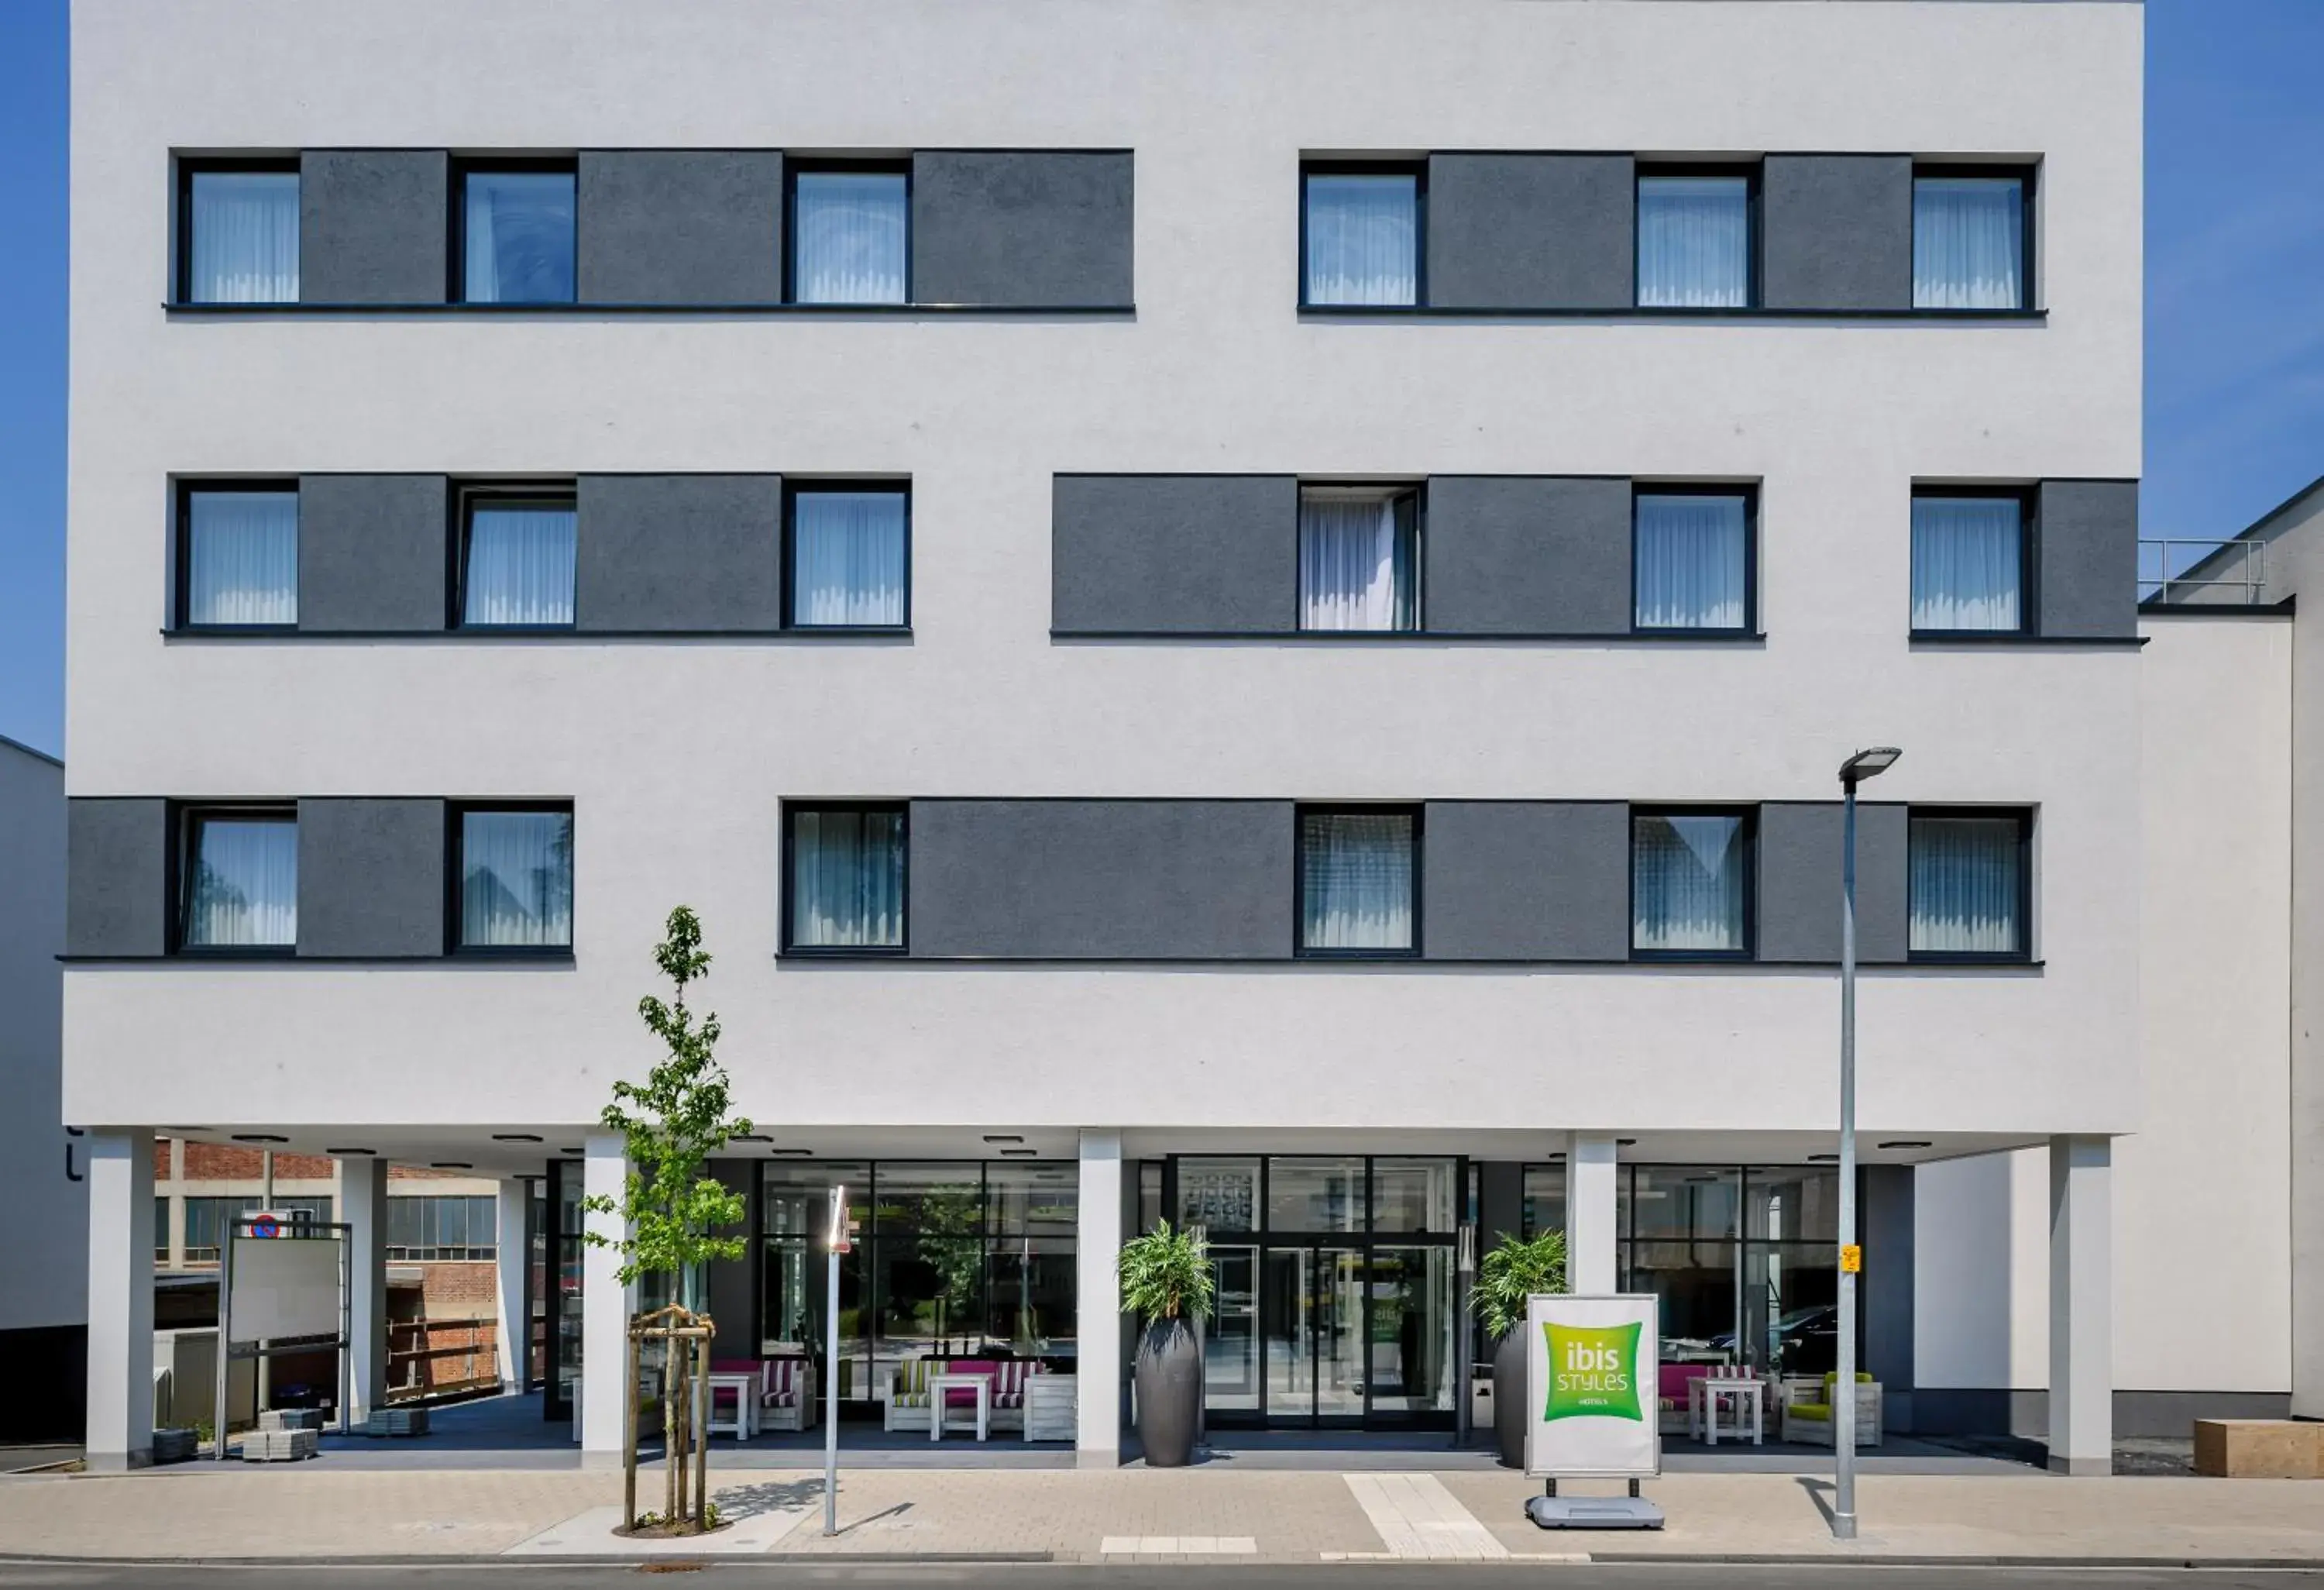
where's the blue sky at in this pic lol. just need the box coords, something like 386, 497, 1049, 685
0, 2, 2319, 760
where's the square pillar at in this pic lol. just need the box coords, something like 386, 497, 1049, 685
2047, 1134, 2113, 1475
581, 1132, 631, 1465
1565, 1133, 1620, 1295
494, 1179, 531, 1392
342, 1157, 389, 1423
84, 1131, 155, 1471
1075, 1128, 1123, 1469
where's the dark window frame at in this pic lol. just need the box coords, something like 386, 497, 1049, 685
174, 156, 300, 305
447, 800, 577, 958
452, 481, 579, 632
779, 799, 911, 957
174, 477, 301, 632
1630, 484, 1758, 637
781, 480, 915, 632
1628, 804, 1758, 963
1633, 161, 1762, 311
449, 156, 580, 305
784, 159, 914, 307
1911, 163, 2037, 313
1905, 805, 2034, 965
1293, 802, 1425, 961
1294, 481, 1426, 633
1907, 484, 2037, 638
173, 801, 299, 958
1298, 160, 1428, 311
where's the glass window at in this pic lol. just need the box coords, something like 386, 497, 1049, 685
1909, 812, 2027, 956
987, 1235, 1076, 1353
387, 1195, 496, 1261
1911, 494, 2023, 632
1299, 487, 1418, 632
182, 810, 297, 949
986, 1162, 1079, 1237
1745, 1165, 1838, 1242
460, 168, 576, 304
1299, 808, 1417, 954
1631, 1165, 1739, 1241
184, 487, 297, 628
1372, 1158, 1459, 1233
791, 170, 909, 305
1914, 175, 2027, 310
874, 1163, 984, 1234
1303, 171, 1418, 307
789, 489, 908, 628
1176, 1157, 1259, 1233
462, 496, 576, 628
155, 1196, 173, 1264
1634, 491, 1748, 631
459, 807, 574, 949
184, 167, 299, 304
1519, 1165, 1566, 1239
1637, 174, 1752, 308
1267, 1157, 1366, 1234
1632, 810, 1749, 955
787, 805, 906, 951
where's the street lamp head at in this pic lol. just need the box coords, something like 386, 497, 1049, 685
1839, 746, 1903, 785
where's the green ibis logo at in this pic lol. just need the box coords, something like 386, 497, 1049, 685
1540, 1320, 1644, 1423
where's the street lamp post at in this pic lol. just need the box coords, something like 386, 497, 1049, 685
1834, 746, 1899, 1543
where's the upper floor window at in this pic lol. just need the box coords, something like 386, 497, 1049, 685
180, 484, 297, 628
787, 487, 909, 628
1911, 491, 2025, 633
387, 1195, 499, 1261
789, 167, 909, 305
1298, 807, 1418, 955
1908, 810, 2028, 958
1636, 171, 1753, 308
180, 163, 299, 304
1299, 485, 1419, 632
1301, 167, 1419, 308
458, 165, 576, 304
1631, 809, 1752, 958
456, 805, 573, 952
1635, 489, 1751, 632
459, 489, 576, 628
1913, 171, 2029, 310
785, 804, 907, 952
180, 806, 297, 951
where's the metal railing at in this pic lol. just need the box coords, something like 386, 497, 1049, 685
2139, 537, 2269, 605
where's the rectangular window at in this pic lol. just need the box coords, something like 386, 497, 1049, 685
1298, 807, 1418, 955
787, 487, 909, 628
1634, 490, 1751, 632
1911, 492, 2026, 633
1302, 168, 1420, 308
456, 806, 574, 951
458, 165, 576, 304
155, 1196, 173, 1265
1636, 172, 1754, 308
180, 807, 297, 950
1631, 809, 1752, 957
1909, 810, 2029, 958
1913, 172, 2029, 310
789, 167, 909, 305
1298, 486, 1419, 632
180, 163, 299, 304
459, 491, 576, 628
786, 804, 907, 952
180, 484, 297, 628
387, 1194, 499, 1261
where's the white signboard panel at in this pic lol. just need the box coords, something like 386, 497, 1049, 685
1523, 1292, 1661, 1479
229, 1233, 342, 1343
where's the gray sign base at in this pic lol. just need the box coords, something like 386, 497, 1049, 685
1525, 1494, 1666, 1530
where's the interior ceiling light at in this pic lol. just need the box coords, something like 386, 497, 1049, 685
232, 1134, 289, 1144
1877, 1141, 1934, 1151
491, 1133, 544, 1143
431, 1162, 474, 1170
325, 1147, 376, 1156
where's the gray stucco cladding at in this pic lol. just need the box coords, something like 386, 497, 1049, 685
1425, 478, 1632, 634
1425, 153, 1635, 310
578, 151, 783, 305
2037, 480, 2140, 638
296, 799, 446, 958
1422, 802, 1630, 960
1760, 154, 1913, 311
297, 476, 450, 633
67, 798, 169, 958
1755, 801, 1907, 963
910, 151, 1134, 308
1052, 476, 1298, 634
299, 151, 449, 305
906, 800, 1295, 958
576, 476, 784, 632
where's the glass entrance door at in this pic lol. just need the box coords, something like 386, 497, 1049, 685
1206, 1244, 1260, 1414
1261, 1245, 1365, 1423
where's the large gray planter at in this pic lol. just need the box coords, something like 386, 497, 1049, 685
1135, 1316, 1202, 1468
1493, 1330, 1530, 1468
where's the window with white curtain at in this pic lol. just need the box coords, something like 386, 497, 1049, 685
1631, 810, 1751, 955
1302, 170, 1419, 307
788, 805, 906, 951
1299, 808, 1417, 955
1637, 174, 1753, 308
1910, 494, 2024, 632
790, 170, 909, 305
462, 495, 577, 628
181, 810, 297, 950
458, 807, 574, 950
459, 168, 576, 304
789, 488, 909, 627
1909, 811, 2027, 957
1299, 487, 1419, 632
183, 487, 297, 627
1913, 174, 2027, 310
183, 167, 299, 303
1635, 491, 1750, 631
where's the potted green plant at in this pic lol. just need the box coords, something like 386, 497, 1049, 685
1470, 1228, 1568, 1467
1118, 1220, 1215, 1467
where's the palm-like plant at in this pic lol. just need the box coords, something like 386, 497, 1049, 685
1470, 1228, 1569, 1339
1118, 1220, 1216, 1323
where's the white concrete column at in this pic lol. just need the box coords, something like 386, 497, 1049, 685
2047, 1134, 2113, 1475
84, 1131, 155, 1471
1075, 1128, 1123, 1469
1564, 1133, 1620, 1296
581, 1132, 631, 1465
494, 1179, 531, 1393
342, 1157, 389, 1423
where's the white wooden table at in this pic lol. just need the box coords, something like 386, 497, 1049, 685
1687, 1375, 1764, 1446
706, 1371, 761, 1440
928, 1371, 992, 1442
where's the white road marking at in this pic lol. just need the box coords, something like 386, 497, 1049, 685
1343, 1472, 1511, 1561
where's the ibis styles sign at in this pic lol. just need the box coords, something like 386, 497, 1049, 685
1524, 1294, 1661, 1478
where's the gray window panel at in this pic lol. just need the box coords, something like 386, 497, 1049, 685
1759, 154, 1913, 312
67, 798, 169, 958
297, 476, 450, 633
298, 150, 449, 305
910, 151, 1134, 308
1425, 153, 1635, 310
1754, 802, 1907, 964
907, 800, 1295, 958
577, 151, 783, 305
1422, 802, 1629, 961
1051, 475, 1298, 634
295, 799, 447, 958
1424, 477, 1631, 635
2036, 480, 2140, 638
575, 475, 783, 632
